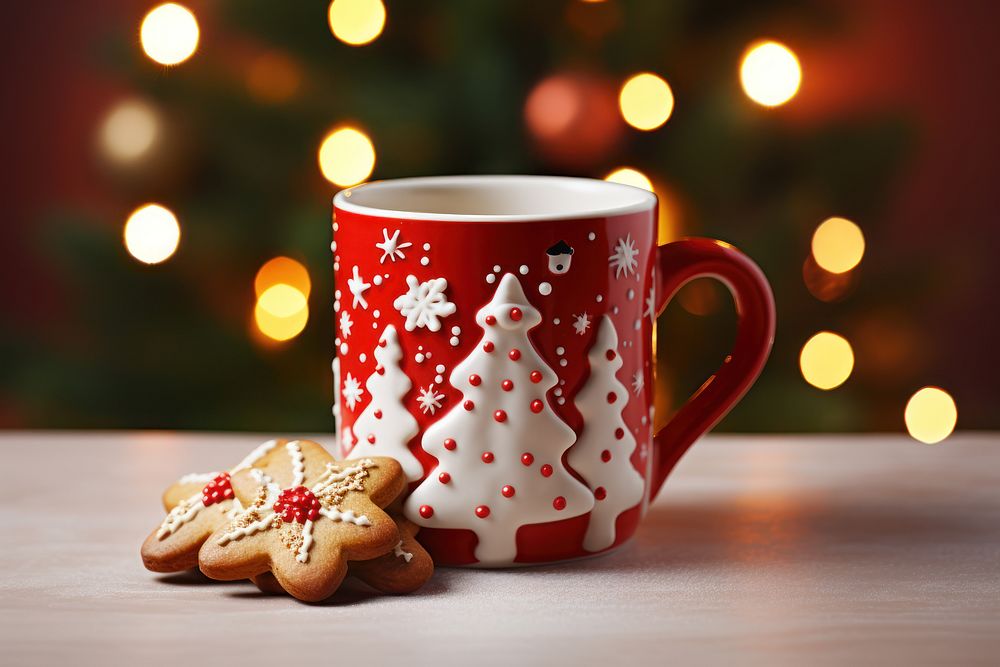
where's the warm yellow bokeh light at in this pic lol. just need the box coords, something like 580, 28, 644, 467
619, 73, 674, 131
800, 331, 854, 390
255, 300, 309, 342
100, 99, 160, 163
123, 204, 180, 264
257, 283, 308, 318
140, 3, 200, 66
328, 0, 386, 46
812, 217, 865, 274
255, 257, 311, 299
740, 40, 801, 107
318, 127, 376, 187
605, 167, 653, 192
905, 387, 957, 444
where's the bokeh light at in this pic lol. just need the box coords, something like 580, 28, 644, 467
255, 297, 309, 342
740, 40, 801, 107
123, 204, 180, 264
328, 0, 386, 46
905, 387, 957, 444
802, 255, 858, 303
605, 167, 653, 191
257, 283, 308, 318
318, 127, 376, 187
800, 331, 854, 390
140, 3, 200, 66
812, 216, 865, 274
246, 52, 302, 104
619, 72, 674, 130
255, 257, 311, 299
100, 99, 160, 163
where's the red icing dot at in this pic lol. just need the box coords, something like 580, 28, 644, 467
438, 472, 451, 484
201, 473, 234, 507
273, 486, 321, 523
374, 409, 382, 420
493, 409, 507, 422
464, 400, 475, 411
469, 374, 482, 386
501, 485, 516, 498
366, 434, 376, 444
378, 339, 387, 347
606, 391, 617, 403
443, 438, 457, 450
605, 349, 616, 361
521, 453, 534, 466
509, 349, 521, 361
615, 428, 625, 440
530, 399, 544, 413
481, 452, 494, 463
509, 307, 523, 321
376, 366, 385, 375
601, 449, 612, 462
530, 371, 543, 383
540, 464, 553, 477
501, 379, 514, 391
594, 487, 607, 500
483, 341, 495, 353
419, 505, 434, 519
485, 315, 497, 326
553, 496, 567, 510
475, 505, 491, 519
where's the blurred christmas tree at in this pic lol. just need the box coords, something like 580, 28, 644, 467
3, 0, 913, 432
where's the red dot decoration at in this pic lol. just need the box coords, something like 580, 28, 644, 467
374, 409, 382, 420
378, 339, 387, 347
481, 452, 495, 463
438, 472, 451, 484
509, 307, 523, 321
201, 473, 234, 507
367, 434, 376, 444
530, 371, 543, 383
509, 349, 521, 361
601, 449, 612, 462
615, 428, 625, 440
501, 379, 514, 391
376, 367, 385, 375
485, 315, 497, 326
501, 485, 516, 498
464, 400, 475, 411
419, 505, 434, 519
469, 374, 482, 386
493, 409, 507, 422
444, 438, 457, 451
540, 464, 553, 477
594, 486, 607, 500
530, 399, 544, 413
606, 391, 617, 404
273, 486, 321, 523
605, 349, 616, 361
475, 505, 491, 519
483, 341, 495, 353
521, 453, 534, 466
553, 496, 567, 511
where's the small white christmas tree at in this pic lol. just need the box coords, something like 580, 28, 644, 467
405, 273, 594, 565
349, 324, 422, 481
568, 315, 646, 552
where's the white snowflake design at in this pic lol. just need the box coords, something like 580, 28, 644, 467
416, 384, 445, 415
340, 426, 355, 456
609, 233, 639, 279
339, 311, 354, 339
347, 265, 371, 310
632, 370, 644, 395
644, 284, 656, 323
342, 372, 364, 411
375, 228, 413, 264
572, 312, 592, 335
393, 275, 456, 332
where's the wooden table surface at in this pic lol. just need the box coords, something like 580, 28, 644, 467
1, 431, 998, 665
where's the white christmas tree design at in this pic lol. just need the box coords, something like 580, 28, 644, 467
349, 325, 423, 482
568, 315, 646, 552
404, 273, 594, 565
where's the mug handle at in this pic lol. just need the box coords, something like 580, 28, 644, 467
648, 237, 776, 499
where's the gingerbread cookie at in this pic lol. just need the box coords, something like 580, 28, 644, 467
141, 439, 325, 573
198, 456, 406, 602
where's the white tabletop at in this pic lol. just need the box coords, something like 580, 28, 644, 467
1, 431, 998, 665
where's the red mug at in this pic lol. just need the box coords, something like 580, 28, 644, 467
332, 175, 775, 566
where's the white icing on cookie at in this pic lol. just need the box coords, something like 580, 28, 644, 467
296, 519, 315, 563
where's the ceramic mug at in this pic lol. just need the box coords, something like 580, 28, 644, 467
332, 175, 775, 566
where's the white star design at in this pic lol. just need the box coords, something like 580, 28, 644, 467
339, 311, 354, 339
572, 312, 591, 335
347, 265, 371, 310
609, 233, 639, 279
340, 426, 356, 456
632, 370, 644, 395
644, 284, 656, 323
416, 384, 445, 415
342, 372, 364, 411
375, 228, 413, 264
